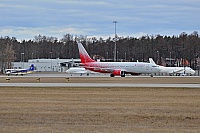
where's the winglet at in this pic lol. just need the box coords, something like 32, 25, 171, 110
77, 42, 95, 63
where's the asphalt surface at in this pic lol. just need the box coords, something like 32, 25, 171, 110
0, 83, 199, 88
0, 73, 199, 78
0, 73, 199, 88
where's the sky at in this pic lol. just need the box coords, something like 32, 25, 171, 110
0, 0, 199, 41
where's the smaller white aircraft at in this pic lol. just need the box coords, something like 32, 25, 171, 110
66, 67, 96, 76
149, 58, 195, 76
5, 64, 35, 76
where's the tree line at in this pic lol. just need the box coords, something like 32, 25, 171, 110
0, 31, 199, 70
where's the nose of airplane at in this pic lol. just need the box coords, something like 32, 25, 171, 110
191, 69, 195, 75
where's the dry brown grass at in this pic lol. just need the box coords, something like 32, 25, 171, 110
0, 87, 200, 133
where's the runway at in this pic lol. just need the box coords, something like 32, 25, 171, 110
0, 73, 199, 78
0, 83, 199, 88
0, 73, 199, 88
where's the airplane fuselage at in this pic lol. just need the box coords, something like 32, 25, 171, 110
159, 66, 195, 75
83, 62, 159, 74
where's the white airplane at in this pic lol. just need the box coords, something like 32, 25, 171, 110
66, 67, 96, 76
5, 64, 35, 76
149, 58, 195, 76
77, 42, 160, 77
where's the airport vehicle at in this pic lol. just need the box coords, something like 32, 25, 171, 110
77, 42, 160, 77
149, 58, 195, 76
5, 64, 35, 76
66, 67, 96, 76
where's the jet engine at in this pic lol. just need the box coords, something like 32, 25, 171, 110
110, 70, 125, 77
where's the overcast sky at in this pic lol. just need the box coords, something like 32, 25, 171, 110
0, 0, 199, 40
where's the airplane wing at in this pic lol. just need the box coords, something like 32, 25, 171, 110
85, 66, 127, 73
73, 70, 90, 74
100, 68, 127, 72
169, 69, 184, 74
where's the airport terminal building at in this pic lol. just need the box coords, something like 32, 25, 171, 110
12, 58, 81, 72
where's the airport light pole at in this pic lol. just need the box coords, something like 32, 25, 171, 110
32, 53, 33, 60
23, 53, 24, 69
170, 52, 171, 66
106, 52, 108, 60
50, 52, 52, 71
157, 51, 159, 64
20, 53, 22, 68
117, 51, 118, 61
125, 52, 126, 61
113, 21, 117, 62
21, 53, 24, 68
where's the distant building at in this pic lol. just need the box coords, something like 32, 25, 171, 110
165, 58, 176, 67
11, 58, 81, 72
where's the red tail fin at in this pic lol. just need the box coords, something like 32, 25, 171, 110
77, 42, 95, 63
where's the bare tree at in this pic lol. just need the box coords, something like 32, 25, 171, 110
4, 43, 15, 69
